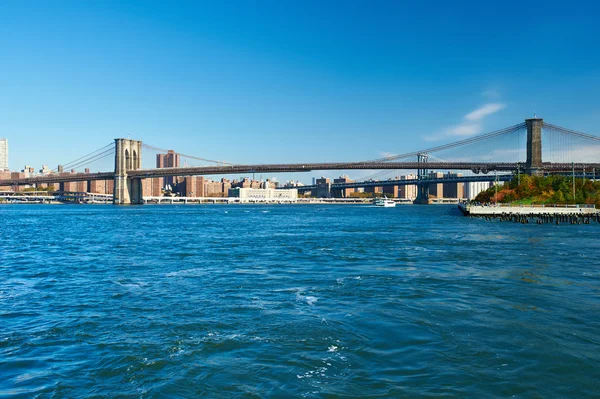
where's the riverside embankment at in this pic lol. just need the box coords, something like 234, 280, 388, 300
459, 202, 600, 224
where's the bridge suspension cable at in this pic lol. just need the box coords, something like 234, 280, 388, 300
542, 122, 600, 142
52, 143, 115, 172
542, 122, 600, 163
359, 169, 400, 181
63, 148, 116, 171
142, 144, 234, 166
368, 122, 527, 163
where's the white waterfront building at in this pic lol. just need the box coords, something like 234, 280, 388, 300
228, 187, 298, 202
464, 181, 492, 200
0, 138, 7, 171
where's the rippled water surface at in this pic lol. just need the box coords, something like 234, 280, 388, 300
1, 204, 599, 398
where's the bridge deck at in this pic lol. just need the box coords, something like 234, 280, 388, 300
1, 162, 599, 186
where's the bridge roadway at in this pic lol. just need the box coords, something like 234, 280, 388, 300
1, 161, 599, 186
291, 174, 514, 193
0, 171, 115, 186
128, 162, 521, 178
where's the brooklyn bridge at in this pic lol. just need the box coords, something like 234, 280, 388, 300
2, 118, 600, 204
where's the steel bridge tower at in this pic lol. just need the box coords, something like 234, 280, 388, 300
414, 152, 430, 204
114, 138, 143, 205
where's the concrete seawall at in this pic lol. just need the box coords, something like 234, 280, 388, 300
459, 202, 600, 224
459, 203, 598, 216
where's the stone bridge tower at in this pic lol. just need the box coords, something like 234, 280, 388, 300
114, 139, 143, 205
526, 118, 543, 175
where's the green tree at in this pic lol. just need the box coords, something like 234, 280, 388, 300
553, 190, 565, 204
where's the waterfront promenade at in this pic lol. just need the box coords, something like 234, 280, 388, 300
459, 202, 598, 215
459, 202, 600, 224
0, 192, 464, 205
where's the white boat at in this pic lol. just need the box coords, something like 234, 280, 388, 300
374, 197, 396, 207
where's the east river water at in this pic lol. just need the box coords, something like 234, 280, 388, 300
1, 204, 599, 398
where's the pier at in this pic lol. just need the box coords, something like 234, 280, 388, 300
459, 202, 600, 224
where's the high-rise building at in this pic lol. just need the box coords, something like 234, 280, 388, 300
315, 177, 332, 198
381, 175, 417, 199
397, 174, 417, 199
465, 181, 492, 200
156, 150, 180, 187
0, 170, 12, 191
21, 165, 35, 177
428, 171, 444, 198
333, 175, 355, 198
443, 172, 465, 199
156, 150, 180, 169
0, 139, 8, 171
363, 180, 383, 195
183, 176, 207, 197
142, 177, 163, 197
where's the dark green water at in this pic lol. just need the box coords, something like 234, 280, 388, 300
1, 204, 599, 398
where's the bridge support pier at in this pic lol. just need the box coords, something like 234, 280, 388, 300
413, 152, 431, 204
526, 118, 543, 175
414, 183, 430, 204
114, 138, 143, 205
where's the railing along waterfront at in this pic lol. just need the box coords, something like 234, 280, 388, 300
464, 203, 596, 209
459, 202, 599, 221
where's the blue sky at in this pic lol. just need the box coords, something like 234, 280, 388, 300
1, 0, 600, 180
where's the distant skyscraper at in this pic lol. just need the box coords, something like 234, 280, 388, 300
156, 150, 180, 187
156, 150, 180, 169
0, 139, 7, 171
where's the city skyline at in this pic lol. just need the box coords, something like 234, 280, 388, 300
2, 1, 600, 175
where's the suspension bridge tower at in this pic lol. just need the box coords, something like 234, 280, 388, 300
414, 152, 430, 204
526, 117, 543, 175
114, 138, 143, 205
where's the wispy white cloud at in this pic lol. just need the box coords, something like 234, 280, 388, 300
425, 102, 507, 142
446, 122, 482, 136
465, 103, 506, 121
